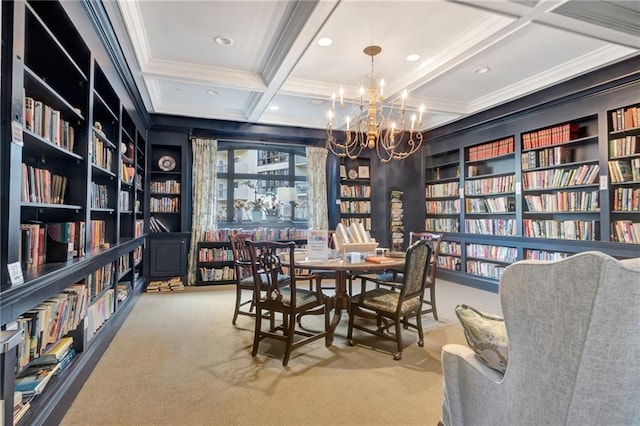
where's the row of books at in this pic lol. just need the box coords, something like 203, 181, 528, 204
119, 190, 130, 211
466, 261, 507, 280
612, 187, 640, 212
425, 218, 459, 233
437, 256, 461, 271
150, 179, 181, 194
611, 106, 640, 132
87, 263, 115, 300
199, 266, 235, 282
118, 253, 131, 274
91, 134, 114, 171
90, 219, 107, 249
465, 196, 516, 214
426, 182, 459, 198
15, 286, 87, 370
340, 200, 371, 214
464, 219, 516, 236
121, 164, 135, 185
86, 289, 115, 340
339, 184, 371, 198
466, 244, 518, 263
439, 241, 462, 256
609, 135, 638, 158
426, 199, 460, 214
521, 146, 573, 170
612, 220, 640, 244
23, 96, 76, 151
522, 164, 599, 190
20, 222, 84, 269
91, 183, 110, 209
608, 158, 640, 183
465, 175, 515, 195
201, 228, 310, 242
149, 216, 171, 233
524, 249, 570, 261
21, 163, 68, 205
198, 247, 233, 262
524, 190, 599, 213
467, 137, 514, 161
522, 219, 599, 241
150, 196, 180, 213
522, 123, 580, 150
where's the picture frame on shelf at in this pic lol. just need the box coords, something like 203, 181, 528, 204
358, 165, 370, 179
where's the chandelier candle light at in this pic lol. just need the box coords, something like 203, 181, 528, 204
326, 45, 424, 163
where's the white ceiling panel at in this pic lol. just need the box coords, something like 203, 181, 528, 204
105, 0, 640, 131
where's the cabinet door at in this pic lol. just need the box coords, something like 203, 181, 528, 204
148, 236, 187, 277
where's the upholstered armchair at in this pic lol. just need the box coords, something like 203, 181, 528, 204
440, 251, 640, 426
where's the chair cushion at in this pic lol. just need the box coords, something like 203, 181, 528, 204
360, 288, 422, 315
277, 288, 323, 306
455, 304, 508, 373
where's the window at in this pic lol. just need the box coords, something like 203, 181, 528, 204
216, 144, 308, 229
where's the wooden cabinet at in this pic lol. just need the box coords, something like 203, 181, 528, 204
147, 233, 189, 279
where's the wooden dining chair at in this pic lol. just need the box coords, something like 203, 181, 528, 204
351, 231, 442, 321
229, 232, 259, 325
246, 240, 330, 366
347, 239, 432, 360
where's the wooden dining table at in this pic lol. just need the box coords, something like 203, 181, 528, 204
293, 256, 405, 344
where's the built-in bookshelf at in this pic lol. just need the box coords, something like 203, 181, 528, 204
521, 116, 600, 241
438, 240, 462, 271
607, 102, 640, 244
2, 2, 148, 425
339, 158, 372, 232
195, 228, 309, 286
196, 241, 236, 285
425, 149, 460, 233
463, 136, 516, 237
149, 144, 183, 232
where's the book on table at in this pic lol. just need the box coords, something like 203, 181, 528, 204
365, 256, 396, 264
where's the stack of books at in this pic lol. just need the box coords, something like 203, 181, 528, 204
146, 277, 184, 292
15, 337, 75, 404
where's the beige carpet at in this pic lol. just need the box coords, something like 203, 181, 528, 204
61, 284, 470, 426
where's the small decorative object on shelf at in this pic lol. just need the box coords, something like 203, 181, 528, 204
158, 155, 177, 171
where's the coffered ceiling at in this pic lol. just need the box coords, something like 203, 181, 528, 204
103, 0, 640, 132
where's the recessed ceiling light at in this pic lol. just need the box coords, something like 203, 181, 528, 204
207, 89, 221, 96
309, 99, 325, 106
214, 35, 233, 46
318, 37, 333, 47
473, 67, 491, 74
268, 105, 279, 111
176, 87, 184, 92
406, 54, 420, 62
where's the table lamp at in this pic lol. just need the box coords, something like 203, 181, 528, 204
277, 187, 297, 221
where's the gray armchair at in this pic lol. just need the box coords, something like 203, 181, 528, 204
441, 251, 640, 426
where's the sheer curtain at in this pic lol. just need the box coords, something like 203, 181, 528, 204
306, 146, 328, 230
188, 137, 217, 285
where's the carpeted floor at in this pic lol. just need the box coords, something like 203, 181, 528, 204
61, 281, 499, 426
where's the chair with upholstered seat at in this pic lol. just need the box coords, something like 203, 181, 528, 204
440, 251, 640, 426
351, 231, 442, 320
346, 239, 432, 360
246, 240, 330, 366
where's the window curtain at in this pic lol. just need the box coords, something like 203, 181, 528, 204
306, 146, 329, 230
188, 137, 217, 285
